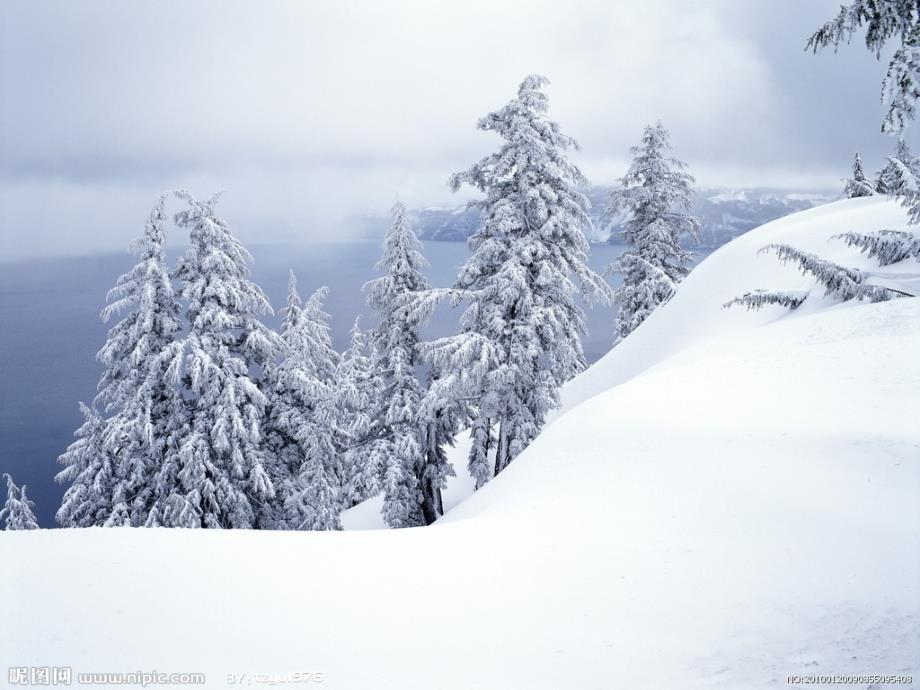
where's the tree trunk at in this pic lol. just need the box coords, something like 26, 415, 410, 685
419, 471, 442, 526
418, 422, 444, 526
493, 420, 510, 477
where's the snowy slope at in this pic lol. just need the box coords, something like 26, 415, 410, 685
559, 196, 918, 415
2, 198, 918, 689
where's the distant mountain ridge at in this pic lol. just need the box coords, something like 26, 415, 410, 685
409, 186, 837, 248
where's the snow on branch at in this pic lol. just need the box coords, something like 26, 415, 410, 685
834, 229, 920, 265
807, 0, 920, 133
723, 289, 809, 312
762, 244, 904, 303
725, 243, 909, 312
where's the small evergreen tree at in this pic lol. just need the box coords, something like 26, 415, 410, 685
364, 201, 434, 527
606, 122, 701, 342
56, 403, 117, 527
808, 0, 920, 133
844, 153, 876, 197
159, 190, 279, 529
875, 139, 918, 196
1, 474, 39, 530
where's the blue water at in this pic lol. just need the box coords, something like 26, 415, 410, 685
0, 240, 626, 527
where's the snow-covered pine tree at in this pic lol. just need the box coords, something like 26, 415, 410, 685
844, 153, 876, 197
875, 138, 918, 196
364, 200, 441, 527
724, 243, 908, 311
334, 318, 381, 507
429, 74, 611, 483
159, 191, 279, 529
606, 122, 701, 343
1, 474, 39, 530
93, 195, 184, 527
808, 0, 920, 133
265, 277, 343, 531
56, 403, 117, 527
261, 270, 306, 529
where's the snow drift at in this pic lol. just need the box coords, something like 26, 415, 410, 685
2, 198, 918, 689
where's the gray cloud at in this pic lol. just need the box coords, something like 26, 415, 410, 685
1, 0, 916, 259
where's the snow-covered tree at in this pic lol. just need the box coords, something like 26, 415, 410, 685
56, 403, 117, 527
364, 201, 439, 527
606, 122, 700, 343
334, 318, 381, 507
844, 153, 876, 197
424, 74, 611, 484
94, 195, 184, 527
55, 196, 184, 528
1, 474, 39, 530
875, 139, 918, 195
157, 190, 279, 529
264, 276, 343, 531
808, 0, 920, 133
724, 243, 908, 311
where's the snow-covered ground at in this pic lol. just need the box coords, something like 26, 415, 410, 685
2, 198, 918, 689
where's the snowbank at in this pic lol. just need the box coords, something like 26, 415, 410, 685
559, 196, 915, 415
2, 198, 918, 688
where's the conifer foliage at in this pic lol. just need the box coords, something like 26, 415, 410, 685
835, 228, 920, 265
808, 0, 920, 134
364, 201, 440, 527
725, 243, 909, 312
426, 74, 610, 485
844, 153, 876, 198
606, 122, 700, 343
264, 276, 343, 531
1, 474, 39, 530
159, 191, 280, 529
335, 318, 381, 508
57, 197, 182, 528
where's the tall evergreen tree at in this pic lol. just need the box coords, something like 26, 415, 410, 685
808, 0, 920, 133
844, 153, 876, 197
57, 196, 184, 527
96, 195, 184, 526
364, 201, 439, 527
426, 75, 611, 484
606, 122, 701, 343
334, 318, 381, 507
261, 270, 306, 529
1, 474, 39, 530
157, 190, 279, 529
265, 277, 343, 530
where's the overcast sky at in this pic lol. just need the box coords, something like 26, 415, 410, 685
1, 0, 917, 259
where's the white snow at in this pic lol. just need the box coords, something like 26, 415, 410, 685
3, 197, 918, 688
708, 189, 750, 203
